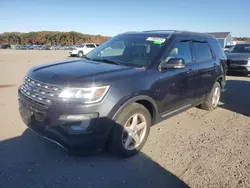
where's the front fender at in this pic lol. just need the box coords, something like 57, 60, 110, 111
109, 94, 159, 123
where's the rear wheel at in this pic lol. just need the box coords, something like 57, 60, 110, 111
200, 82, 221, 110
108, 103, 151, 158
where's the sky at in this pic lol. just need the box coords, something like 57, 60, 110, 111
0, 0, 249, 37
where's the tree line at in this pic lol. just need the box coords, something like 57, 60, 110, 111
0, 31, 111, 45
233, 37, 250, 42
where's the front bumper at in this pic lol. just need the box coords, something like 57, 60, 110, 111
69, 50, 78, 55
18, 90, 115, 152
228, 64, 250, 73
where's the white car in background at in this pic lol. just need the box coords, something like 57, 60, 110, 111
69, 43, 98, 57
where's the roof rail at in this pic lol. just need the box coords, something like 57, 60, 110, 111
143, 30, 179, 33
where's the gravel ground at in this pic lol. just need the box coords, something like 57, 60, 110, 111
0, 50, 249, 188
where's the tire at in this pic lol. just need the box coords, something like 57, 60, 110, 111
78, 51, 83, 57
200, 82, 221, 111
108, 103, 151, 158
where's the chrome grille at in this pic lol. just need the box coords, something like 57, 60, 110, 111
20, 76, 62, 106
229, 60, 248, 65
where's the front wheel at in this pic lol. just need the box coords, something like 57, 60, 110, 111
108, 103, 151, 158
78, 51, 83, 57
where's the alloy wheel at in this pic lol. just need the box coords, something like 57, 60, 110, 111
212, 86, 221, 108
122, 114, 147, 150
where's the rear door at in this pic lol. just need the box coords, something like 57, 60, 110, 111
190, 41, 216, 99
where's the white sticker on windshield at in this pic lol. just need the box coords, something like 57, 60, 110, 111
146, 37, 166, 43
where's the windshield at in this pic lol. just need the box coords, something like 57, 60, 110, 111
229, 44, 250, 53
86, 34, 167, 67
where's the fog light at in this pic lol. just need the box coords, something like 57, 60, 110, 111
59, 113, 98, 133
59, 113, 98, 121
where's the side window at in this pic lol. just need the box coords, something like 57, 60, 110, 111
165, 41, 192, 64
193, 42, 213, 62
86, 44, 95, 48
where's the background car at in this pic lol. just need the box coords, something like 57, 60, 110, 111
69, 43, 97, 57
10, 44, 99, 51
224, 45, 233, 52
28, 45, 38, 50
17, 45, 29, 50
226, 43, 250, 75
0, 44, 11, 49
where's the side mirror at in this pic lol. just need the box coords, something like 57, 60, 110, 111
161, 58, 185, 69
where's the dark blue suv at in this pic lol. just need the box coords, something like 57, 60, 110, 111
18, 30, 227, 157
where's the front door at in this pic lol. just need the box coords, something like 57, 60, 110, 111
154, 39, 196, 116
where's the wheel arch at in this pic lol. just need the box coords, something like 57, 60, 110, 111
112, 95, 159, 125
216, 74, 226, 89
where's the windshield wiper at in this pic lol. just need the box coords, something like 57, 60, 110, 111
91, 58, 122, 65
82, 55, 93, 61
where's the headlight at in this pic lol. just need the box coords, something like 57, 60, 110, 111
248, 58, 250, 64
58, 86, 110, 104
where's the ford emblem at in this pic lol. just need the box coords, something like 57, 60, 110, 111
27, 85, 36, 91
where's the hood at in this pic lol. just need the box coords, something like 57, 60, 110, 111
28, 59, 143, 87
226, 52, 250, 60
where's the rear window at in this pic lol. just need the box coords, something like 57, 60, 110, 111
210, 39, 226, 59
193, 42, 213, 62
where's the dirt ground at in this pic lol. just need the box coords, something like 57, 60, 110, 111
0, 50, 249, 188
